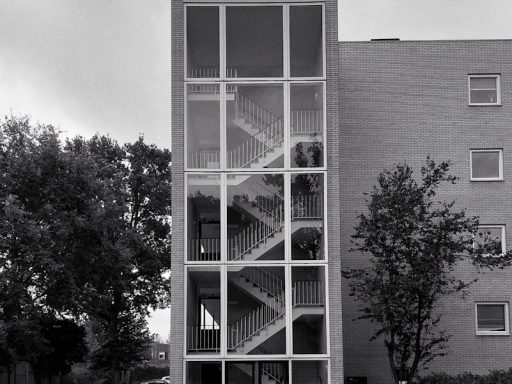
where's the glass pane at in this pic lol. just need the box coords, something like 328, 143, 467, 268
187, 268, 221, 353
291, 174, 324, 260
292, 361, 328, 384
477, 304, 506, 331
226, 84, 284, 169
187, 84, 220, 169
471, 77, 497, 89
471, 151, 500, 179
226, 7, 283, 78
292, 267, 326, 354
226, 361, 288, 384
475, 226, 503, 254
227, 267, 286, 355
187, 7, 219, 78
187, 361, 222, 384
227, 174, 284, 261
187, 175, 221, 261
471, 89, 498, 104
290, 84, 324, 168
290, 6, 323, 77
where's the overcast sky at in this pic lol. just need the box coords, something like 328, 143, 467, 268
1, 0, 512, 338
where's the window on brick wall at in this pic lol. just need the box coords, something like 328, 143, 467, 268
470, 149, 503, 181
468, 75, 501, 105
475, 302, 509, 335
474, 225, 506, 255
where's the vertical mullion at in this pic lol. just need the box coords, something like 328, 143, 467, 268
220, 5, 226, 80
283, 4, 290, 80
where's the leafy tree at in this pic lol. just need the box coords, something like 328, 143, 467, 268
0, 116, 171, 383
342, 158, 512, 384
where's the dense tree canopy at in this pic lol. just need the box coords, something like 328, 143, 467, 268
0, 116, 172, 383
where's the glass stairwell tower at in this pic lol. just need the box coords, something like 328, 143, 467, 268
170, 1, 342, 383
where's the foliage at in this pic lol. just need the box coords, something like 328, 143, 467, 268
419, 368, 512, 384
0, 115, 172, 383
342, 158, 512, 384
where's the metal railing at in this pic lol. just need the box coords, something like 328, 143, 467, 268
187, 67, 238, 78
292, 280, 324, 306
188, 238, 221, 261
262, 363, 286, 384
290, 108, 323, 135
228, 293, 285, 349
187, 324, 220, 352
228, 204, 284, 261
187, 151, 220, 169
291, 195, 323, 219
239, 267, 284, 298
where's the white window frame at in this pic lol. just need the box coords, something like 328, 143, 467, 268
475, 225, 506, 256
470, 149, 503, 181
468, 74, 501, 106
475, 302, 510, 336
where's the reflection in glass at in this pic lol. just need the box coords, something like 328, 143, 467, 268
227, 267, 286, 355
187, 175, 221, 261
187, 84, 220, 169
226, 84, 284, 169
226, 6, 283, 78
470, 77, 498, 104
477, 304, 506, 332
290, 6, 323, 77
292, 361, 328, 384
290, 83, 324, 168
226, 361, 288, 384
471, 150, 500, 179
475, 226, 505, 255
187, 361, 222, 384
227, 174, 284, 261
187, 268, 221, 354
292, 267, 326, 354
291, 174, 324, 260
187, 7, 220, 78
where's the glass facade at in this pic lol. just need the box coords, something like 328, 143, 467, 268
185, 4, 328, 383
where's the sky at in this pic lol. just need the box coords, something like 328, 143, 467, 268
1, 0, 512, 338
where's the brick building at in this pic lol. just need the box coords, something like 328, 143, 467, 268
340, 39, 512, 383
171, 0, 512, 382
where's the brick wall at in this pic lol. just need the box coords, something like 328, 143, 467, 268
339, 40, 512, 383
170, 0, 184, 382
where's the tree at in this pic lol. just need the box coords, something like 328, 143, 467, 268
0, 116, 171, 383
342, 158, 512, 384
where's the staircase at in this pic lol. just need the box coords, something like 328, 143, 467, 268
227, 279, 325, 354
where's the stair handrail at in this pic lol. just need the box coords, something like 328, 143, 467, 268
236, 92, 280, 130
186, 323, 220, 352
228, 291, 285, 349
228, 203, 284, 261
227, 118, 284, 169
187, 150, 220, 169
262, 363, 285, 384
239, 267, 284, 298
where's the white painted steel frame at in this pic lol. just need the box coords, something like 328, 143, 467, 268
183, 359, 330, 384
183, 4, 330, 382
467, 74, 501, 106
184, 81, 327, 172
469, 148, 504, 181
184, 3, 326, 83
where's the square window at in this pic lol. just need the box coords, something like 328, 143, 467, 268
468, 75, 501, 105
470, 149, 503, 181
475, 225, 506, 255
475, 303, 509, 335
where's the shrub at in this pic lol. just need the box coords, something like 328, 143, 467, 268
419, 369, 512, 384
